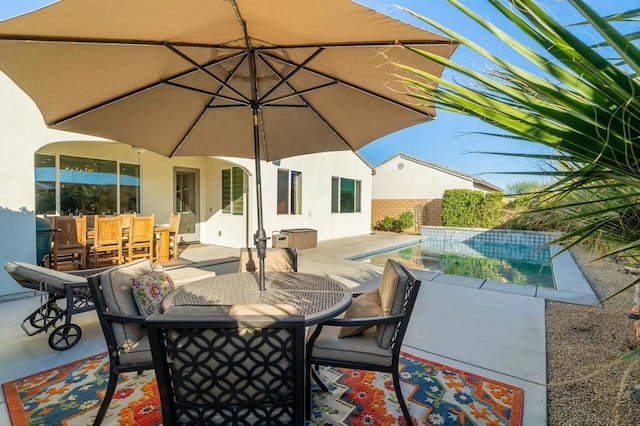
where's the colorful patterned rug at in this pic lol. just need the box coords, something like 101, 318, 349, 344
3, 351, 523, 425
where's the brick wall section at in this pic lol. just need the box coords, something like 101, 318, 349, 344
372, 199, 443, 234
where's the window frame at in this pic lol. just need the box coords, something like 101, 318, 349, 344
331, 176, 362, 214
34, 153, 141, 215
277, 168, 302, 215
221, 166, 244, 216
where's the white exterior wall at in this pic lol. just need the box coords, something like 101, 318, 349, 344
0, 72, 372, 298
213, 152, 372, 246
373, 155, 474, 199
0, 73, 110, 298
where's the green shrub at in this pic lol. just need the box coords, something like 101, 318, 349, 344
480, 192, 503, 228
375, 211, 414, 233
442, 189, 503, 228
396, 211, 414, 230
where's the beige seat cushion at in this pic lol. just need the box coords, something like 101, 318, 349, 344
4, 261, 87, 292
376, 261, 409, 349
312, 326, 393, 367
166, 267, 216, 286
230, 303, 298, 332
338, 289, 382, 337
229, 303, 298, 316
99, 259, 153, 352
239, 248, 295, 272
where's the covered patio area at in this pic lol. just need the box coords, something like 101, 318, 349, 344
0, 232, 547, 424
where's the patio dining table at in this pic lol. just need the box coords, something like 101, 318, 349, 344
161, 272, 352, 325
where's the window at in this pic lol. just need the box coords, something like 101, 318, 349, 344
331, 177, 361, 213
120, 163, 141, 213
222, 167, 244, 215
35, 154, 56, 214
277, 169, 302, 215
34, 154, 140, 215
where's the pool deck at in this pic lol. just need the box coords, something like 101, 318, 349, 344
0, 232, 598, 424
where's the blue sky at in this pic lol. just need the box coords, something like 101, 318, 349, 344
0, 1, 633, 190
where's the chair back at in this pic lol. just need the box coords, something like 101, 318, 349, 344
126, 215, 155, 261
92, 215, 124, 266
119, 213, 136, 230
94, 216, 123, 247
239, 247, 297, 273
147, 313, 306, 426
53, 215, 87, 248
51, 215, 87, 269
377, 259, 422, 354
169, 212, 181, 234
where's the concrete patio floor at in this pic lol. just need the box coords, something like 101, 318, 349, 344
0, 231, 591, 424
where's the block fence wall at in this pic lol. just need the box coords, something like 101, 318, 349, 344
371, 198, 443, 234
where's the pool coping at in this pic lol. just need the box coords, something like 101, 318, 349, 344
348, 238, 600, 307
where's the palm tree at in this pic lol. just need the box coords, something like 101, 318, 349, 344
394, 0, 640, 301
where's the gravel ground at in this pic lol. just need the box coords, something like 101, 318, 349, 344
547, 247, 640, 425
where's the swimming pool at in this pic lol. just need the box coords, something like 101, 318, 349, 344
354, 239, 556, 288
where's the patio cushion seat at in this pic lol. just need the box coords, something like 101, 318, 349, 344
165, 267, 216, 286
4, 261, 87, 292
311, 327, 393, 367
377, 260, 409, 349
338, 289, 382, 338
99, 259, 153, 351
117, 335, 152, 365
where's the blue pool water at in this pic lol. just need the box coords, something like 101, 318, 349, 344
354, 239, 555, 288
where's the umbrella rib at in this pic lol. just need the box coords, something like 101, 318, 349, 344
0, 32, 453, 50
49, 52, 247, 126
262, 82, 338, 105
170, 105, 208, 158
259, 48, 325, 102
164, 43, 249, 103
260, 51, 433, 119
164, 81, 248, 106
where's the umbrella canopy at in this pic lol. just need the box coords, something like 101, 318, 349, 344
0, 0, 457, 288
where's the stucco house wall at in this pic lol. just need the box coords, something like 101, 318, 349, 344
371, 153, 501, 231
0, 72, 372, 299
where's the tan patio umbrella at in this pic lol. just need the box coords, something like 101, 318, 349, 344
0, 0, 457, 289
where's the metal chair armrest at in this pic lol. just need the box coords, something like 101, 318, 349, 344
103, 312, 146, 324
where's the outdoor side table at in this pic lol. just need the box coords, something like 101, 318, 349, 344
161, 272, 352, 325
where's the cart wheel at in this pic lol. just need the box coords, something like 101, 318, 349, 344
29, 305, 62, 329
49, 324, 82, 351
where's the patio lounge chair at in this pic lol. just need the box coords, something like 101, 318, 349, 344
4, 261, 94, 350
305, 259, 422, 425
146, 312, 306, 425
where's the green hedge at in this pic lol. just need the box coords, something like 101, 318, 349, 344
442, 189, 502, 228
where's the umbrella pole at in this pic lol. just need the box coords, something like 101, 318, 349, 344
252, 108, 267, 291
232, 6, 268, 290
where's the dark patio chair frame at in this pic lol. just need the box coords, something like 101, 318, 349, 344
305, 260, 421, 425
87, 271, 154, 426
146, 314, 306, 426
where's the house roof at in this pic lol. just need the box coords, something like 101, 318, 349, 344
374, 153, 503, 192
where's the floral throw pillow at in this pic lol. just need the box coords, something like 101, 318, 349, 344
131, 271, 175, 317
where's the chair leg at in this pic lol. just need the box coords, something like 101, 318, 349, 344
306, 363, 312, 420
312, 366, 329, 392
393, 371, 412, 426
93, 370, 119, 426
